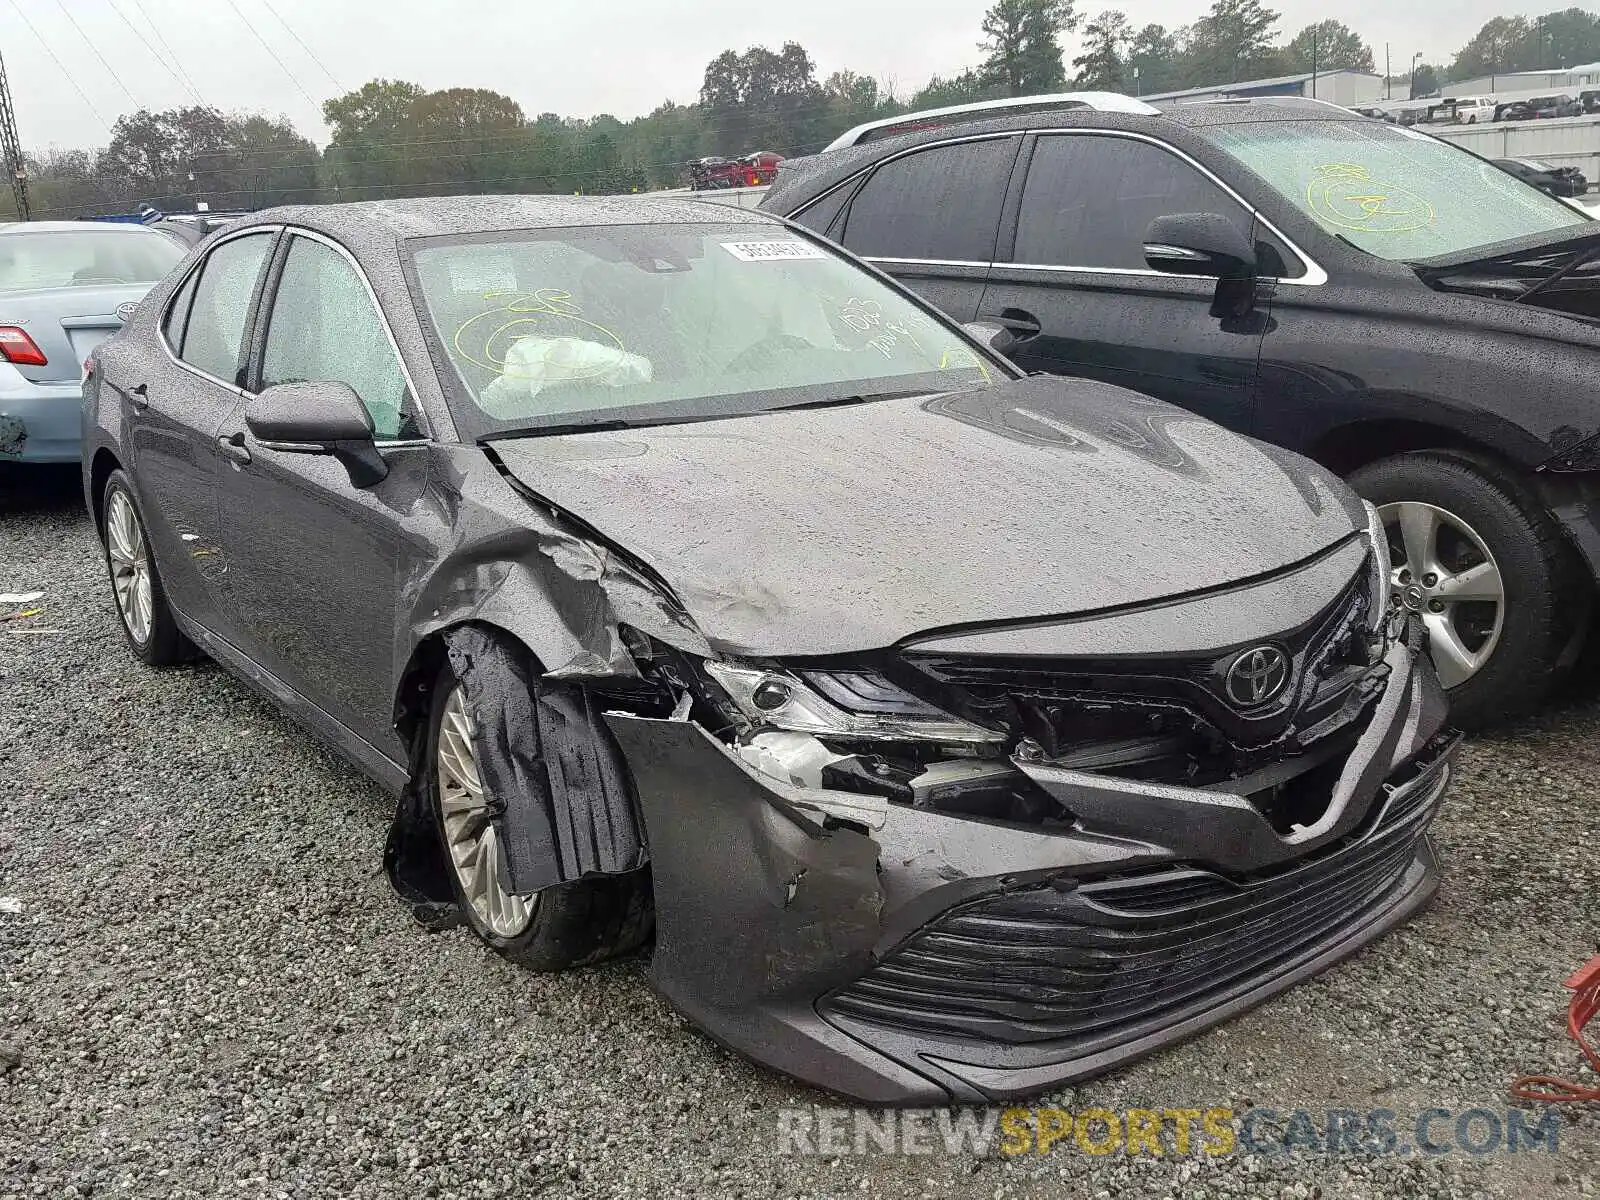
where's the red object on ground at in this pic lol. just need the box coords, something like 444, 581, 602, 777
1511, 953, 1600, 1103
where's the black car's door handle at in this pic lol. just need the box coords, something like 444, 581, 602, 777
981, 308, 1043, 340
217, 432, 252, 467
128, 383, 149, 411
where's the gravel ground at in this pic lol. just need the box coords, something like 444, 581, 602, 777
2, 463, 1597, 1199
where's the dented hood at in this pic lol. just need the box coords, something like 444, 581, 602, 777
490, 376, 1364, 657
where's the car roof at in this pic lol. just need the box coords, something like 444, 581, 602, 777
0, 220, 169, 235
765, 97, 1359, 212
234, 194, 777, 247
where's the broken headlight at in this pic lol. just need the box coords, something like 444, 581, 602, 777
703, 662, 1004, 744
1363, 500, 1405, 646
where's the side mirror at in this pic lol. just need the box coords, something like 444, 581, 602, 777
244, 381, 389, 487
1143, 213, 1258, 281
961, 321, 1018, 358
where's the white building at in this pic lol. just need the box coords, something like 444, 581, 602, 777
1445, 64, 1600, 97
1146, 69, 1387, 107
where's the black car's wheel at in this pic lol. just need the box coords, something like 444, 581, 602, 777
425, 658, 652, 971
1350, 453, 1579, 730
100, 470, 190, 666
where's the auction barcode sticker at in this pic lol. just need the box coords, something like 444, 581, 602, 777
720, 241, 829, 262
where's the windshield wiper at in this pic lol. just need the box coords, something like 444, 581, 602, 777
770, 388, 932, 413
481, 418, 641, 441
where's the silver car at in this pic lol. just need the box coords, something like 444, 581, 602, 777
0, 221, 184, 463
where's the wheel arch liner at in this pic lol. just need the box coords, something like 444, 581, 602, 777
384, 624, 648, 924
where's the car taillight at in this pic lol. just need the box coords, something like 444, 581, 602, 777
0, 326, 47, 367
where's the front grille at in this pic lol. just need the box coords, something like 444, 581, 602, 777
897, 565, 1378, 787
822, 746, 1447, 1048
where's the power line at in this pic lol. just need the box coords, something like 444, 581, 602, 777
257, 0, 341, 92
130, 0, 206, 103
109, 0, 205, 107
50, 0, 142, 110
5, 0, 111, 130
220, 0, 319, 110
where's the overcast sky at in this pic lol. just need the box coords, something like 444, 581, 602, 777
0, 0, 1531, 150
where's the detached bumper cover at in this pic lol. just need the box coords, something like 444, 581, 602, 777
605, 640, 1453, 1105
0, 363, 82, 462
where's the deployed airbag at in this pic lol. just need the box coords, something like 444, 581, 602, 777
480, 336, 652, 417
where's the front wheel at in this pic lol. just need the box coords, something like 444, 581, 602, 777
426, 657, 652, 971
1350, 453, 1579, 730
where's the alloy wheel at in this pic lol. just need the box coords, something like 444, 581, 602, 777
436, 684, 536, 938
1378, 500, 1506, 690
105, 489, 154, 646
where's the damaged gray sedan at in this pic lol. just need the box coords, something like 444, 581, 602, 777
81, 196, 1456, 1105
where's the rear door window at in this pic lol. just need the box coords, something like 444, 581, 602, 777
179, 233, 274, 385
1013, 134, 1305, 278
839, 138, 1017, 262
162, 269, 200, 354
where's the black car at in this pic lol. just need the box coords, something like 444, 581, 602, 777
764, 94, 1600, 728
1493, 157, 1589, 197
81, 196, 1452, 1104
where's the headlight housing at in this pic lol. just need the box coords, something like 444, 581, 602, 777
1363, 500, 1403, 643
703, 662, 1003, 744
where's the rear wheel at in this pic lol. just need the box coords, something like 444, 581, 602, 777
100, 471, 189, 665
425, 659, 652, 971
1350, 453, 1578, 730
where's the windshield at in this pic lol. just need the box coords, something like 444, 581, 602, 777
1203, 119, 1588, 261
0, 229, 183, 291
409, 222, 1000, 438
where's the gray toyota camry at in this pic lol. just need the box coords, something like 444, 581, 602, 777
82, 196, 1455, 1104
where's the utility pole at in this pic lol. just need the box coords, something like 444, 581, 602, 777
1311, 29, 1319, 99
1385, 43, 1391, 100
0, 51, 29, 221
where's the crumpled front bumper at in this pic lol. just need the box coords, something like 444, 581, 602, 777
0, 363, 83, 462
604, 638, 1454, 1105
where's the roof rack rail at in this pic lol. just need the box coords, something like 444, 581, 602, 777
822, 92, 1161, 152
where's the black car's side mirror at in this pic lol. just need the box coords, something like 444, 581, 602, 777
244, 381, 389, 487
1142, 213, 1258, 280
1143, 212, 1260, 320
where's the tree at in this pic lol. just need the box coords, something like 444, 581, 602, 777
1450, 17, 1534, 78
1073, 11, 1133, 90
1410, 64, 1441, 99
1183, 0, 1282, 85
1127, 24, 1179, 94
92, 106, 319, 212
1284, 20, 1374, 74
228, 115, 320, 207
981, 0, 1078, 96
908, 69, 1000, 110
1524, 8, 1600, 69
699, 43, 827, 157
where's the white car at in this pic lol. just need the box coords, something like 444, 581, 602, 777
1453, 97, 1497, 124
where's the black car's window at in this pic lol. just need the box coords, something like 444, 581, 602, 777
840, 138, 1015, 262
180, 233, 273, 385
1014, 134, 1305, 279
162, 268, 200, 354
791, 185, 853, 240
261, 236, 415, 440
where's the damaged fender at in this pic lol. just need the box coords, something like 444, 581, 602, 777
385, 624, 648, 923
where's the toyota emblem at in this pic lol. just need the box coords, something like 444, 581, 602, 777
1224, 645, 1290, 708
115, 301, 139, 324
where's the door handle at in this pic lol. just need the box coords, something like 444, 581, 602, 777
217, 432, 252, 467
981, 308, 1043, 340
128, 383, 149, 411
